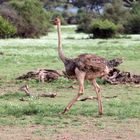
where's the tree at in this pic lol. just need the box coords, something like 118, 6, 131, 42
123, 0, 140, 7
0, 0, 52, 38
76, 9, 97, 33
40, 0, 70, 10
0, 15, 16, 38
89, 19, 119, 38
103, 0, 129, 24
72, 0, 110, 14
40, 0, 76, 24
124, 3, 140, 33
0, 0, 9, 4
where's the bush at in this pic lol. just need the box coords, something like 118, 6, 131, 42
0, 0, 52, 38
124, 4, 140, 34
90, 19, 118, 38
76, 15, 93, 33
10, 0, 52, 38
103, 1, 129, 25
76, 10, 94, 33
0, 16, 16, 38
125, 15, 140, 34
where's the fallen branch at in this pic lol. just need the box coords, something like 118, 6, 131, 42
39, 92, 57, 98
20, 85, 30, 96
19, 85, 57, 99
78, 95, 118, 101
78, 96, 97, 101
16, 69, 62, 83
102, 95, 118, 99
104, 68, 140, 84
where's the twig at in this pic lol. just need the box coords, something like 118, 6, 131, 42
78, 96, 97, 101
103, 95, 118, 99
19, 85, 30, 96
19, 85, 57, 99
78, 95, 118, 101
40, 92, 57, 98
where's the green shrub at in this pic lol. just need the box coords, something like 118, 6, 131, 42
76, 10, 94, 33
124, 4, 140, 34
0, 0, 52, 38
125, 15, 140, 34
90, 19, 118, 38
76, 15, 92, 33
76, 10, 120, 38
103, 1, 129, 25
10, 0, 52, 38
0, 16, 16, 38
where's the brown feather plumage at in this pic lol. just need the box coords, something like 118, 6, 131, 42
64, 53, 109, 80
76, 54, 107, 72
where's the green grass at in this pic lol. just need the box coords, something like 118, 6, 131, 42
0, 25, 140, 127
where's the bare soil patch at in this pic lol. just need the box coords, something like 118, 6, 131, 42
0, 118, 140, 140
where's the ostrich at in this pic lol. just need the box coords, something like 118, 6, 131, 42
54, 18, 120, 115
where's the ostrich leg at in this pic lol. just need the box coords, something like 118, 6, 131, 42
92, 79, 103, 115
62, 68, 85, 114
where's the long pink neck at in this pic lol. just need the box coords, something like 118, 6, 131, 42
57, 22, 66, 63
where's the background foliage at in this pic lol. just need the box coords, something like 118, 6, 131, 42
89, 19, 119, 38
0, 0, 52, 38
0, 15, 16, 38
0, 0, 140, 38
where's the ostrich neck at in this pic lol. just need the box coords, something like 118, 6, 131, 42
57, 22, 66, 63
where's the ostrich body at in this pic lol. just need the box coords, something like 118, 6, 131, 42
55, 18, 110, 115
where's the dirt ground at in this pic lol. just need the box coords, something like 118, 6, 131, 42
0, 118, 140, 140
0, 84, 140, 140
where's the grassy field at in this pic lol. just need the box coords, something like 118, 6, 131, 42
0, 25, 140, 140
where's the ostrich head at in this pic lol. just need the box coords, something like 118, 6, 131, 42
54, 17, 61, 25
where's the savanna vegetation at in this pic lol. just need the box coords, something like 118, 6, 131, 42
0, 0, 52, 38
0, 25, 140, 139
1, 0, 140, 38
0, 0, 140, 139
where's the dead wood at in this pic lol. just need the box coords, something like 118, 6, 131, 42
19, 97, 28, 101
104, 68, 140, 84
102, 95, 118, 99
39, 92, 57, 98
132, 75, 140, 84
20, 85, 30, 96
19, 85, 57, 99
16, 69, 62, 82
78, 95, 118, 101
78, 96, 97, 101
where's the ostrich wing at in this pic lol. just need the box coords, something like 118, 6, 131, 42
75, 54, 107, 72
